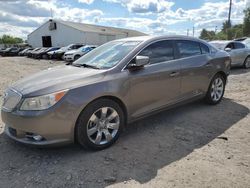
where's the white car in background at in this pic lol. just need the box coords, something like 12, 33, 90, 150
48, 44, 83, 59
64, 45, 97, 62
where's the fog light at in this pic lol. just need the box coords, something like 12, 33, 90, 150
33, 135, 43, 141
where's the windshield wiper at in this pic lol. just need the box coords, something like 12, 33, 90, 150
72, 63, 100, 69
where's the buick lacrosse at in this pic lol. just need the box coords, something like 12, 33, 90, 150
1, 36, 231, 150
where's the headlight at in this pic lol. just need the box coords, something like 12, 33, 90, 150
20, 90, 68, 111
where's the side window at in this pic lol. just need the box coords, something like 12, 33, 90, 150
225, 43, 235, 49
200, 43, 210, 54
138, 40, 174, 65
234, 42, 245, 49
176, 40, 201, 58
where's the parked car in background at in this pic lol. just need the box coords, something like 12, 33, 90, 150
38, 47, 60, 59
64, 45, 97, 62
234, 37, 250, 48
1, 47, 22, 56
0, 48, 11, 56
210, 40, 250, 68
19, 48, 33, 56
27, 48, 41, 57
1, 35, 231, 150
53, 44, 83, 60
32, 48, 48, 59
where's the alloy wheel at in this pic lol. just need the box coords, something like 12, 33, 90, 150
87, 107, 120, 145
211, 77, 224, 102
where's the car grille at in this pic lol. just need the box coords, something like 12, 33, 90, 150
2, 89, 22, 112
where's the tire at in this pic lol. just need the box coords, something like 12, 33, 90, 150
243, 56, 250, 69
76, 99, 125, 150
42, 54, 48, 59
74, 55, 81, 61
205, 73, 226, 105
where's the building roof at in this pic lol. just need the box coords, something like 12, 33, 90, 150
58, 20, 146, 36
28, 19, 147, 37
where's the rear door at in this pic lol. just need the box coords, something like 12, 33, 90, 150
127, 40, 181, 118
175, 40, 212, 100
233, 42, 247, 65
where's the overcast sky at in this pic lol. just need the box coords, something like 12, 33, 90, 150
0, 0, 249, 39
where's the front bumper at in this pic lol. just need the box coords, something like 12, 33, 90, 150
1, 100, 77, 146
63, 55, 74, 62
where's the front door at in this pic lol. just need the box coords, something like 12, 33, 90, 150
127, 40, 181, 118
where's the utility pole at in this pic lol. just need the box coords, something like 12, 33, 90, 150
228, 0, 232, 28
50, 8, 53, 19
192, 26, 195, 37
187, 29, 189, 36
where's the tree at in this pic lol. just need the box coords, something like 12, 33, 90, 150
200, 29, 216, 41
0, 34, 23, 44
243, 8, 250, 36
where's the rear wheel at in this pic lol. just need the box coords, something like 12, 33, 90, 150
76, 99, 124, 150
244, 56, 250, 69
205, 74, 225, 105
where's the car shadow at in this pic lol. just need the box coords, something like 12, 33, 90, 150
0, 98, 249, 187
230, 67, 250, 75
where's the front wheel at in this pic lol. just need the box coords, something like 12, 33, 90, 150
205, 74, 225, 105
76, 99, 124, 150
244, 56, 250, 69
74, 55, 81, 61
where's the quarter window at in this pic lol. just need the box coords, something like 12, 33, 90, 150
139, 40, 174, 64
234, 42, 245, 49
176, 40, 201, 58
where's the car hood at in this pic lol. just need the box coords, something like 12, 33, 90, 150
12, 65, 106, 97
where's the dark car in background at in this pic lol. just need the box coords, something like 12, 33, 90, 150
27, 48, 41, 57
1, 35, 231, 150
19, 48, 33, 56
1, 47, 23, 56
35, 47, 60, 59
32, 48, 48, 59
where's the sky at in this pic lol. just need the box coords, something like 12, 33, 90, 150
0, 0, 249, 39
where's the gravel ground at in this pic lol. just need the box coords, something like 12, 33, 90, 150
0, 57, 249, 188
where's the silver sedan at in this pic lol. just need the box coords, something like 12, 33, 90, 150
210, 40, 250, 68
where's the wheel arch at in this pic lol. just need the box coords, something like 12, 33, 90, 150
74, 95, 128, 142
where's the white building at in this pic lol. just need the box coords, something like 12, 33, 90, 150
27, 19, 146, 47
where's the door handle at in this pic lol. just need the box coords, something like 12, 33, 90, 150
170, 72, 179, 77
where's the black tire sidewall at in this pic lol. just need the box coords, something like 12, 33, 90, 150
205, 74, 226, 105
76, 99, 125, 150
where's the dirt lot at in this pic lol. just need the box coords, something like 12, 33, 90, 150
0, 57, 249, 188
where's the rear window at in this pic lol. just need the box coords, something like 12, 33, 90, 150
176, 40, 201, 58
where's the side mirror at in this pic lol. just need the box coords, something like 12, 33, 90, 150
225, 48, 232, 52
128, 55, 149, 69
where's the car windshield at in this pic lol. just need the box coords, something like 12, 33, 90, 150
209, 42, 226, 50
73, 40, 141, 69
